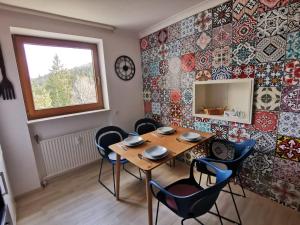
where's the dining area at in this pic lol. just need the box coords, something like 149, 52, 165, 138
95, 118, 255, 225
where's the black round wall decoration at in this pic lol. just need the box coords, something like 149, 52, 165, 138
115, 55, 135, 81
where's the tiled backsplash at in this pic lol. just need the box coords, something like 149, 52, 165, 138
140, 0, 300, 210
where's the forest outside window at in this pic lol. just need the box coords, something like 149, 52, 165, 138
13, 35, 104, 120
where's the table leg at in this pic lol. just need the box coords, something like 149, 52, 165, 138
116, 154, 121, 200
145, 170, 153, 225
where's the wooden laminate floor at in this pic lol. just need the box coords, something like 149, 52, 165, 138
16, 161, 300, 225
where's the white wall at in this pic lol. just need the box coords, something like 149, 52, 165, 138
0, 9, 144, 196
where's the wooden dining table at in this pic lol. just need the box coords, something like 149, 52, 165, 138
109, 126, 214, 225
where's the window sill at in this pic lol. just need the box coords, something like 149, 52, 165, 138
27, 108, 111, 124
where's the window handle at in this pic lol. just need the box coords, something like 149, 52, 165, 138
0, 172, 8, 195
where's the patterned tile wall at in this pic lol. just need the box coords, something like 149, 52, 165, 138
140, 0, 300, 211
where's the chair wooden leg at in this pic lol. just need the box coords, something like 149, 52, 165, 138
145, 170, 153, 225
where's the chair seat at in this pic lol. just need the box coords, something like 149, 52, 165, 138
108, 152, 127, 164
158, 179, 203, 211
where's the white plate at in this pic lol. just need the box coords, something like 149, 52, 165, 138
143, 145, 168, 159
157, 127, 175, 134
143, 151, 168, 160
180, 132, 201, 142
123, 136, 144, 146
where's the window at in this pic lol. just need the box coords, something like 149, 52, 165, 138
13, 35, 104, 120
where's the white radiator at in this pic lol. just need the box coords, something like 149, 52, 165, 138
40, 128, 99, 179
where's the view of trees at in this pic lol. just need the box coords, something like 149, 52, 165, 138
31, 54, 97, 110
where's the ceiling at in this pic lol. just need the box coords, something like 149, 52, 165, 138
0, 0, 205, 32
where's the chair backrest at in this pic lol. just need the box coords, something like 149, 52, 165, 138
134, 118, 159, 135
209, 139, 256, 175
95, 126, 128, 158
167, 159, 232, 219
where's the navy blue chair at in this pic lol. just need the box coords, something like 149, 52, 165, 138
134, 118, 160, 135
95, 126, 142, 196
150, 159, 232, 225
201, 139, 256, 225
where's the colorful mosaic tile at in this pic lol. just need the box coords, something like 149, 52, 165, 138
232, 64, 255, 78
228, 126, 252, 142
253, 111, 278, 132
167, 22, 181, 42
286, 31, 300, 59
241, 175, 271, 198
288, 2, 300, 32
273, 157, 300, 185
168, 57, 181, 74
170, 89, 181, 103
180, 71, 195, 89
195, 9, 212, 32
233, 14, 257, 44
195, 31, 211, 50
254, 86, 281, 110
257, 7, 288, 38
182, 105, 193, 120
212, 46, 232, 68
212, 66, 232, 80
158, 28, 168, 45
233, 0, 258, 20
181, 16, 195, 38
256, 35, 286, 63
258, 0, 288, 13
149, 61, 160, 76
244, 152, 274, 177
182, 89, 193, 105
281, 86, 300, 112
144, 101, 151, 113
140, 36, 149, 51
212, 1, 233, 27
161, 105, 170, 119
211, 119, 229, 126
157, 44, 169, 60
170, 103, 182, 119
284, 60, 300, 86
255, 61, 284, 86
232, 41, 256, 65
251, 131, 277, 154
276, 135, 300, 162
212, 23, 232, 47
151, 102, 161, 115
164, 72, 180, 89
151, 89, 160, 102
194, 121, 212, 133
278, 112, 300, 138
211, 124, 229, 139
159, 60, 169, 75
195, 70, 212, 81
181, 35, 196, 54
195, 49, 212, 70
160, 89, 170, 104
167, 40, 182, 57
181, 53, 195, 72
270, 179, 300, 210
148, 32, 158, 48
